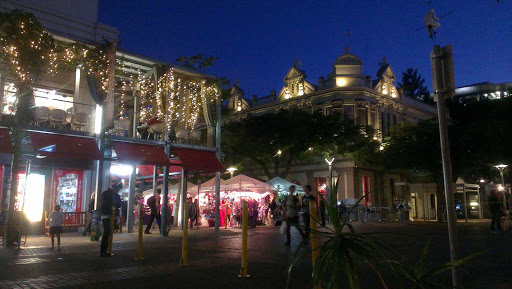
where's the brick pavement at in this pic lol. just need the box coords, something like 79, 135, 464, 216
0, 222, 511, 289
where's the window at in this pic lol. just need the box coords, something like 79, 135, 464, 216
325, 106, 333, 116
333, 108, 343, 115
390, 179, 395, 200
392, 114, 397, 126
343, 105, 354, 122
386, 113, 391, 136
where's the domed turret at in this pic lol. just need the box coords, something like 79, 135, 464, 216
326, 47, 365, 88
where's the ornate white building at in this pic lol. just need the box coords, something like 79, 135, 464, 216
225, 47, 437, 210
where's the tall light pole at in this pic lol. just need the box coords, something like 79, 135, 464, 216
495, 164, 508, 208
325, 158, 335, 204
227, 167, 237, 179
431, 44, 460, 287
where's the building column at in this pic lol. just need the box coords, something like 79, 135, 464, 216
127, 164, 136, 233
0, 73, 4, 122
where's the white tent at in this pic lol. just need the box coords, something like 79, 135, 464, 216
142, 181, 197, 196
266, 176, 304, 194
224, 174, 275, 193
188, 177, 226, 193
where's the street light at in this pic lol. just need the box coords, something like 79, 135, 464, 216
325, 158, 335, 203
227, 167, 237, 179
495, 164, 508, 209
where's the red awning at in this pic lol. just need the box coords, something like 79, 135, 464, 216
113, 141, 178, 167
174, 148, 225, 172
0, 128, 13, 154
29, 131, 101, 160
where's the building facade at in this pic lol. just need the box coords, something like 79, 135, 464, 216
0, 0, 224, 236
224, 47, 437, 209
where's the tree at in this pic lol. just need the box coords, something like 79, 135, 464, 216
397, 68, 431, 103
175, 54, 219, 72
381, 120, 447, 221
222, 109, 373, 180
0, 10, 55, 244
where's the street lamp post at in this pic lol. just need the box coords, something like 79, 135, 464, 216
227, 167, 237, 179
325, 158, 335, 204
495, 164, 508, 209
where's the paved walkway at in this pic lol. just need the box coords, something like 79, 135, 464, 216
0, 221, 511, 288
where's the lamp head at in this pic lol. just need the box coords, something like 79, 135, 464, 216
495, 164, 508, 170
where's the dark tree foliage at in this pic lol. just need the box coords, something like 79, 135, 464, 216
397, 68, 431, 103
222, 109, 376, 179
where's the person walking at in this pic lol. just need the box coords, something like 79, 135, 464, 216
188, 197, 195, 229
145, 189, 162, 234
47, 205, 64, 251
302, 185, 316, 239
283, 186, 306, 246
82, 196, 95, 236
489, 189, 505, 232
194, 199, 200, 227
100, 183, 122, 257
251, 198, 259, 227
269, 195, 278, 226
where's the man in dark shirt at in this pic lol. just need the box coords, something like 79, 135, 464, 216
488, 189, 504, 232
302, 185, 316, 238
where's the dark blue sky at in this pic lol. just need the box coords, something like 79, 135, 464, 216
98, 0, 511, 98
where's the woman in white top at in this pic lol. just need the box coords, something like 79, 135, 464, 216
47, 204, 64, 251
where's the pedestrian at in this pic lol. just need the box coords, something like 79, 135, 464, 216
302, 185, 316, 238
252, 198, 259, 227
82, 195, 95, 236
269, 195, 278, 226
489, 189, 505, 232
145, 189, 162, 234
194, 199, 200, 227
337, 200, 347, 220
47, 204, 63, 251
283, 186, 306, 246
113, 187, 121, 231
100, 182, 122, 257
188, 197, 195, 229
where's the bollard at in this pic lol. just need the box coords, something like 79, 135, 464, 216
309, 200, 321, 289
238, 200, 250, 277
225, 204, 228, 229
108, 205, 115, 255
180, 202, 189, 266
135, 205, 144, 260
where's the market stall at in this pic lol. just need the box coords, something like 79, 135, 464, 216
266, 176, 304, 196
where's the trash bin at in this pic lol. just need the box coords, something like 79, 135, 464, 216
90, 210, 101, 241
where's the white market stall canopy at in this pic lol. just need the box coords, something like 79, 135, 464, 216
224, 174, 275, 193
157, 182, 197, 195
189, 177, 226, 193
266, 177, 304, 194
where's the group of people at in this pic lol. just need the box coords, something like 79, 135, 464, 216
281, 185, 318, 246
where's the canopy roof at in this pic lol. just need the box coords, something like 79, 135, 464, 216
266, 177, 304, 194
224, 174, 275, 193
157, 182, 196, 194
189, 177, 226, 193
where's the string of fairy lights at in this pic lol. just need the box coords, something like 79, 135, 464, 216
130, 67, 219, 131
1, 10, 219, 132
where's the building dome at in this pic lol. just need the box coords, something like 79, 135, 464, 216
334, 47, 362, 66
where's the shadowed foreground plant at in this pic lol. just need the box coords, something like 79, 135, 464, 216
287, 181, 389, 289
286, 180, 486, 289
384, 239, 487, 289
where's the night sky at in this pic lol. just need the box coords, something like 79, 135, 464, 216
98, 0, 511, 98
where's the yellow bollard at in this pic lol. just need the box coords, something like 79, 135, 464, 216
238, 200, 250, 277
224, 204, 228, 229
180, 202, 189, 266
108, 205, 115, 255
135, 204, 144, 260
309, 200, 321, 289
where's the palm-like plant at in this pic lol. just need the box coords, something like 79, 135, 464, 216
287, 180, 389, 289
287, 180, 485, 289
